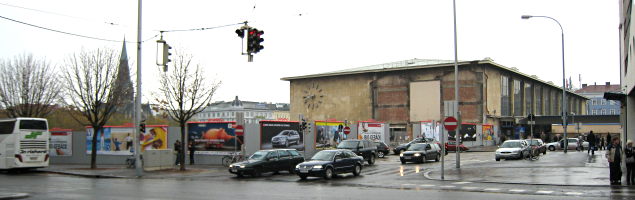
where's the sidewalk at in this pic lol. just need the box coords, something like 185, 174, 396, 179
41, 164, 227, 179
0, 192, 28, 200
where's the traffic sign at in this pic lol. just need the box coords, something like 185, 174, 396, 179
233, 124, 244, 136
444, 117, 458, 131
343, 126, 351, 135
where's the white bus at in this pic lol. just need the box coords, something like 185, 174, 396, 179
0, 118, 50, 170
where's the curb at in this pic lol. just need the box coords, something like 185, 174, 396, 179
45, 170, 125, 179
422, 170, 613, 187
0, 193, 29, 200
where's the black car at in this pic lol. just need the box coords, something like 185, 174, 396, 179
400, 143, 441, 164
337, 139, 377, 165
374, 141, 390, 158
295, 149, 364, 180
393, 137, 435, 155
228, 149, 304, 177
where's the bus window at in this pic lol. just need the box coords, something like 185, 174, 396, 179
0, 121, 15, 134
19, 120, 48, 130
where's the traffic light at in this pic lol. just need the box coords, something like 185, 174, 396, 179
162, 43, 172, 72
140, 121, 146, 133
247, 28, 264, 53
235, 29, 244, 38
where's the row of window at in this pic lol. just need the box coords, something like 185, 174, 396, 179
589, 99, 619, 106
500, 75, 584, 116
198, 111, 273, 119
590, 109, 619, 115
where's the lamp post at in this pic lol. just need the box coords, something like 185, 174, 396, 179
521, 15, 568, 153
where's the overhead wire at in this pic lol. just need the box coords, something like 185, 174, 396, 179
0, 15, 124, 43
0, 2, 126, 27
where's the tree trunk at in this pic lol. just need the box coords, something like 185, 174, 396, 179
90, 126, 100, 169
180, 123, 186, 171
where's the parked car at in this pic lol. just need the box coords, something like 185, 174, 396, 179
525, 139, 547, 155
272, 130, 301, 147
545, 138, 589, 151
228, 149, 304, 177
337, 139, 377, 165
295, 149, 364, 180
393, 137, 435, 155
495, 140, 531, 161
445, 140, 469, 152
374, 141, 390, 158
400, 143, 441, 164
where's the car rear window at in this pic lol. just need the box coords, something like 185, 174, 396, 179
289, 150, 300, 156
278, 150, 290, 158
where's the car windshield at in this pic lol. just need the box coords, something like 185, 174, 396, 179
249, 151, 269, 160
337, 141, 358, 149
501, 141, 521, 148
311, 151, 336, 161
278, 131, 289, 136
527, 140, 540, 145
407, 144, 426, 151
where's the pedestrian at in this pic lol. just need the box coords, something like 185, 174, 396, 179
606, 137, 623, 185
601, 137, 605, 150
174, 140, 182, 166
587, 131, 596, 155
607, 134, 612, 149
625, 140, 635, 185
125, 134, 133, 151
114, 138, 121, 151
188, 140, 195, 165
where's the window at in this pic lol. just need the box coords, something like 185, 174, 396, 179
513, 80, 522, 116
535, 86, 542, 115
602, 109, 607, 115
501, 76, 510, 116
289, 150, 300, 156
610, 109, 616, 115
20, 120, 48, 130
525, 82, 533, 115
602, 99, 607, 105
278, 150, 290, 158
592, 99, 597, 105
0, 121, 16, 134
267, 151, 279, 159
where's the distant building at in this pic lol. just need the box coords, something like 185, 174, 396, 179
113, 40, 152, 119
618, 1, 635, 144
575, 82, 621, 115
193, 96, 290, 124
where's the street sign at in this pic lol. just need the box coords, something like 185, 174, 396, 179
233, 124, 244, 136
443, 117, 458, 131
343, 126, 351, 135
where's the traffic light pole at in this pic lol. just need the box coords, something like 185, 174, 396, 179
134, 0, 143, 177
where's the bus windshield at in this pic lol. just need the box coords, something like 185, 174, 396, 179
0, 121, 15, 134
20, 120, 48, 130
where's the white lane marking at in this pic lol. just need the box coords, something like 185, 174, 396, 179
439, 185, 456, 188
462, 187, 479, 190
536, 191, 554, 194
401, 184, 416, 187
565, 192, 584, 196
483, 188, 501, 191
419, 184, 436, 187
509, 189, 526, 192
452, 182, 472, 185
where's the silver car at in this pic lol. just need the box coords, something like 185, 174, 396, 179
495, 140, 531, 161
272, 130, 301, 147
545, 138, 589, 151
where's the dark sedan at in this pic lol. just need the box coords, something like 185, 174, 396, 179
295, 149, 364, 180
400, 143, 441, 164
228, 149, 304, 177
374, 141, 390, 158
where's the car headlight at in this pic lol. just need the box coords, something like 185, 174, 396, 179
400, 153, 404, 157
296, 164, 301, 169
229, 164, 234, 168
414, 153, 421, 157
313, 165, 323, 169
240, 165, 246, 168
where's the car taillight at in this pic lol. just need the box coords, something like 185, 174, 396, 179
45, 154, 49, 161
15, 154, 23, 162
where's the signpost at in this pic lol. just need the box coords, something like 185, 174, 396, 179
441, 116, 459, 180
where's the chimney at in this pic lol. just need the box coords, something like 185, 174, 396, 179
606, 82, 610, 86
582, 83, 587, 87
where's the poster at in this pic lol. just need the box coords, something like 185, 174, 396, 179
260, 121, 303, 151
50, 129, 72, 156
461, 123, 477, 141
482, 124, 494, 141
315, 121, 346, 149
357, 121, 385, 141
421, 121, 434, 139
187, 122, 241, 154
86, 125, 168, 155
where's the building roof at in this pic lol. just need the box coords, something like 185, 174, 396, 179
575, 84, 621, 94
281, 58, 588, 99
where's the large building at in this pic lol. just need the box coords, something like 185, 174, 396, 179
282, 58, 588, 143
193, 96, 290, 124
575, 82, 621, 115
619, 0, 635, 144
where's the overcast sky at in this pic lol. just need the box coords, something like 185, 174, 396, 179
0, 0, 620, 104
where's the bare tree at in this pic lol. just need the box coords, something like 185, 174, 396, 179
153, 51, 221, 171
61, 48, 130, 169
0, 54, 63, 117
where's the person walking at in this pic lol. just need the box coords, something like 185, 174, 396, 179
188, 140, 195, 165
625, 140, 635, 185
174, 140, 182, 166
587, 131, 596, 155
607, 137, 623, 185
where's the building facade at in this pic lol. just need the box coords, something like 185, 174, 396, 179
193, 96, 290, 124
619, 0, 635, 145
282, 58, 588, 143
575, 82, 621, 115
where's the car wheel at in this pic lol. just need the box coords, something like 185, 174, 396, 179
420, 156, 426, 164
435, 154, 440, 162
445, 150, 449, 156
299, 174, 307, 180
353, 164, 361, 176
368, 155, 375, 165
519, 152, 524, 160
236, 172, 244, 178
400, 159, 406, 164
548, 146, 555, 151
378, 151, 385, 158
495, 158, 500, 161
288, 166, 295, 174
252, 168, 262, 177
324, 167, 334, 179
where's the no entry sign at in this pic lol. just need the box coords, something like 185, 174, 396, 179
233, 124, 244, 136
443, 117, 458, 131
343, 126, 351, 135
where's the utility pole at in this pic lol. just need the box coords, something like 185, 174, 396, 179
134, 0, 143, 176
452, 0, 461, 169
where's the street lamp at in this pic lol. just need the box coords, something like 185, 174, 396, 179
521, 15, 568, 153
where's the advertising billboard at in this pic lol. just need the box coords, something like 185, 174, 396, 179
420, 121, 441, 142
315, 121, 346, 149
141, 126, 169, 151
50, 129, 72, 156
187, 121, 241, 155
260, 121, 303, 151
86, 125, 169, 155
460, 123, 477, 141
482, 124, 494, 141
357, 121, 385, 141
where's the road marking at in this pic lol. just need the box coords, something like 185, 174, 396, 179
483, 188, 500, 191
452, 181, 472, 185
401, 184, 416, 187
536, 191, 554, 194
439, 185, 456, 188
509, 189, 526, 192
462, 187, 479, 190
565, 192, 584, 196
419, 184, 436, 187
